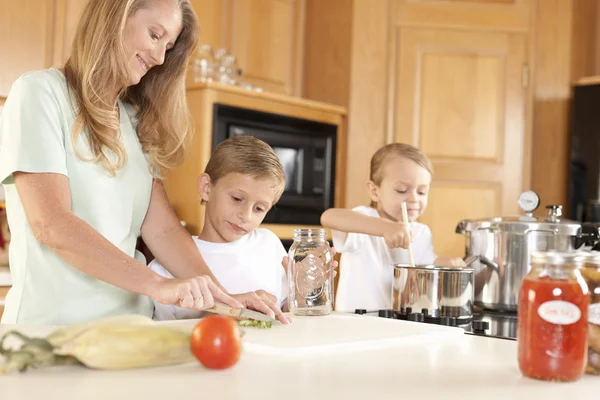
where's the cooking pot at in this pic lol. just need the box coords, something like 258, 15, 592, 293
392, 258, 475, 321
455, 190, 599, 312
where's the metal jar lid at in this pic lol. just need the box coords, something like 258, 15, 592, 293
530, 251, 585, 265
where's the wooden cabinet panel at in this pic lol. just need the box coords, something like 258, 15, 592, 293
0, 0, 55, 96
228, 0, 304, 95
392, 27, 528, 255
419, 52, 503, 161
421, 184, 499, 257
396, 0, 531, 31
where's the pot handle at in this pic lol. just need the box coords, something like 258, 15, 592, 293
479, 255, 500, 273
456, 220, 467, 234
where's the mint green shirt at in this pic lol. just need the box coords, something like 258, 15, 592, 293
0, 68, 154, 324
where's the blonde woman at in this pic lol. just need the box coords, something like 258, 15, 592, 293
0, 0, 288, 324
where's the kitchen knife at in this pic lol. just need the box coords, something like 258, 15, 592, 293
205, 302, 276, 323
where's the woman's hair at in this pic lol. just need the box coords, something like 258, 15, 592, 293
369, 143, 433, 207
64, 0, 199, 177
204, 136, 286, 204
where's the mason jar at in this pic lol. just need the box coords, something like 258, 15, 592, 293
517, 251, 589, 382
287, 229, 334, 316
582, 251, 600, 375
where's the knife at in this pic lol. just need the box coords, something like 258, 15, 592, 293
205, 302, 276, 323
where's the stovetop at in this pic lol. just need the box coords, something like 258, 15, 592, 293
353, 307, 518, 341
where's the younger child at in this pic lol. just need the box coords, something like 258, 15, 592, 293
321, 143, 463, 312
150, 135, 289, 320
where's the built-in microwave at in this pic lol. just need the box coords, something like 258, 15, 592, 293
212, 104, 337, 225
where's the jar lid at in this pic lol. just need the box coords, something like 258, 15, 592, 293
530, 251, 585, 265
584, 251, 600, 265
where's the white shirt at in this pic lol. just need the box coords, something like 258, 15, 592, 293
149, 228, 288, 320
333, 205, 437, 312
0, 68, 154, 324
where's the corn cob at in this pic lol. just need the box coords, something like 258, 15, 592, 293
53, 325, 195, 370
0, 314, 156, 374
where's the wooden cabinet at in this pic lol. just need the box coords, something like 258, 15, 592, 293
191, 0, 305, 95
164, 82, 346, 239
392, 27, 528, 256
303, 0, 533, 257
0, 0, 86, 99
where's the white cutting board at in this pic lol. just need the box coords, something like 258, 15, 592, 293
165, 312, 464, 357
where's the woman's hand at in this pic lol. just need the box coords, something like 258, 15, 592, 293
149, 275, 243, 310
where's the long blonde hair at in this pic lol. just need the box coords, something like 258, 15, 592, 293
64, 0, 199, 176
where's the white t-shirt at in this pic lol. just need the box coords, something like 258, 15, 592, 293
0, 68, 154, 324
333, 205, 437, 312
149, 228, 288, 320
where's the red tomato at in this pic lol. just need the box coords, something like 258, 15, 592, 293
190, 315, 242, 370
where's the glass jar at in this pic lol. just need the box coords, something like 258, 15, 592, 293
192, 44, 214, 83
287, 229, 334, 316
518, 251, 589, 382
582, 251, 600, 375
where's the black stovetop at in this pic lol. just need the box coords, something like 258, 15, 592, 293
354, 307, 518, 341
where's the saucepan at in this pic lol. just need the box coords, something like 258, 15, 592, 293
391, 256, 476, 321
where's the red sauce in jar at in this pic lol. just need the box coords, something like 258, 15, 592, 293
518, 276, 589, 381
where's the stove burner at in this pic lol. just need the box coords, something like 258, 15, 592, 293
355, 308, 516, 341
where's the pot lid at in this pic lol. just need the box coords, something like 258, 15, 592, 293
456, 191, 581, 236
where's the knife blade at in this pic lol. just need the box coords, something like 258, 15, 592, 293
205, 302, 276, 323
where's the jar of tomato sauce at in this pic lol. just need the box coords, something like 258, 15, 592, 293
582, 251, 600, 375
518, 251, 589, 382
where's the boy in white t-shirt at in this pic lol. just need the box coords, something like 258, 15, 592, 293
321, 143, 464, 312
150, 136, 290, 320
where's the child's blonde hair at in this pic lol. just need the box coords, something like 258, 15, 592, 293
369, 143, 433, 207
204, 136, 286, 204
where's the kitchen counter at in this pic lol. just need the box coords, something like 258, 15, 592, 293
0, 316, 596, 399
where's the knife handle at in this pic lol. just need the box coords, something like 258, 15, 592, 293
206, 302, 242, 318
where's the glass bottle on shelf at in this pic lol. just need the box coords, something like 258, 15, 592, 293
193, 44, 214, 83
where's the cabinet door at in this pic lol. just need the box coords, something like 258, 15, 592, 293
0, 0, 87, 98
228, 0, 304, 95
392, 27, 528, 257
0, 0, 56, 97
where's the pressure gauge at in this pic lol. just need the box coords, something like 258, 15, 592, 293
518, 190, 540, 214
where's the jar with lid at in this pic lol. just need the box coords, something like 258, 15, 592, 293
582, 251, 600, 375
287, 229, 334, 316
517, 251, 589, 382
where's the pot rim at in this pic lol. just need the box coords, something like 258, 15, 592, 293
393, 263, 474, 272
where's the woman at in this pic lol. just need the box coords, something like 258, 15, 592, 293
0, 0, 288, 324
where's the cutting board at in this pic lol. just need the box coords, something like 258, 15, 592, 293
165, 312, 465, 357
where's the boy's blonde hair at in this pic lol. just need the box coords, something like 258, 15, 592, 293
204, 136, 286, 204
369, 143, 433, 207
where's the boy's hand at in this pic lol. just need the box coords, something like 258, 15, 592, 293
230, 292, 291, 324
382, 221, 412, 249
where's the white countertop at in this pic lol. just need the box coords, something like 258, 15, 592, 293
0, 315, 596, 399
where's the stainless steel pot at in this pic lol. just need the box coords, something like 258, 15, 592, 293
392, 261, 475, 321
455, 191, 592, 312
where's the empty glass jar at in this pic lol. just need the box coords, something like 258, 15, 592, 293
287, 229, 334, 316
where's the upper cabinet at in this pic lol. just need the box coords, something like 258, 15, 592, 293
191, 0, 305, 95
0, 0, 87, 98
